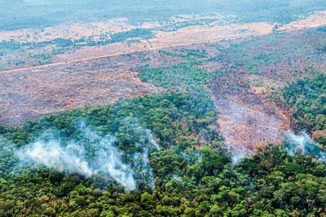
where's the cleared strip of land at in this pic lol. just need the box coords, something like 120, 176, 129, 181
2, 11, 326, 73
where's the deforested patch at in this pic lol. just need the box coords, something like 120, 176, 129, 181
0, 57, 162, 126
215, 94, 291, 163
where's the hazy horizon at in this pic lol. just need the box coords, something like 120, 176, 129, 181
1, 0, 326, 31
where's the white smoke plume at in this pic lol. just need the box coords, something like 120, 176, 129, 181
229, 144, 253, 165
116, 117, 160, 189
16, 119, 159, 191
284, 131, 326, 163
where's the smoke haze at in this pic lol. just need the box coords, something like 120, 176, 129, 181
229, 130, 326, 165
285, 131, 326, 163
16, 119, 159, 191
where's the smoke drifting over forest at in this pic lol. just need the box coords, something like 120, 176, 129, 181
285, 131, 326, 163
228, 130, 326, 165
16, 119, 159, 191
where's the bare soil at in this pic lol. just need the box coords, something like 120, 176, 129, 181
0, 18, 136, 43
279, 11, 326, 31
0, 53, 162, 125
208, 28, 326, 151
214, 93, 291, 152
1, 15, 325, 153
209, 65, 292, 152
54, 22, 274, 62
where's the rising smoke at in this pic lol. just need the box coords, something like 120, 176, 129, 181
284, 131, 326, 163
229, 130, 326, 165
229, 144, 253, 165
16, 118, 159, 191
116, 117, 160, 189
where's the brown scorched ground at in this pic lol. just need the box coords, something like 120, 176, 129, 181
206, 28, 326, 152
208, 62, 292, 153
1, 24, 325, 155
0, 53, 162, 125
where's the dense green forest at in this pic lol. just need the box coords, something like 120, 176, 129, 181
283, 74, 326, 146
1, 72, 326, 216
0, 101, 325, 216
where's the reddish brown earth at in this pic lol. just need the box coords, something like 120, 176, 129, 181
207, 27, 326, 153
0, 53, 162, 125
210, 69, 292, 154
213, 93, 291, 153
0, 45, 196, 126
0, 23, 324, 157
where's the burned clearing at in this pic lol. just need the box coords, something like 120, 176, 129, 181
208, 29, 326, 152
0, 28, 325, 153
0, 53, 162, 125
0, 45, 198, 126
